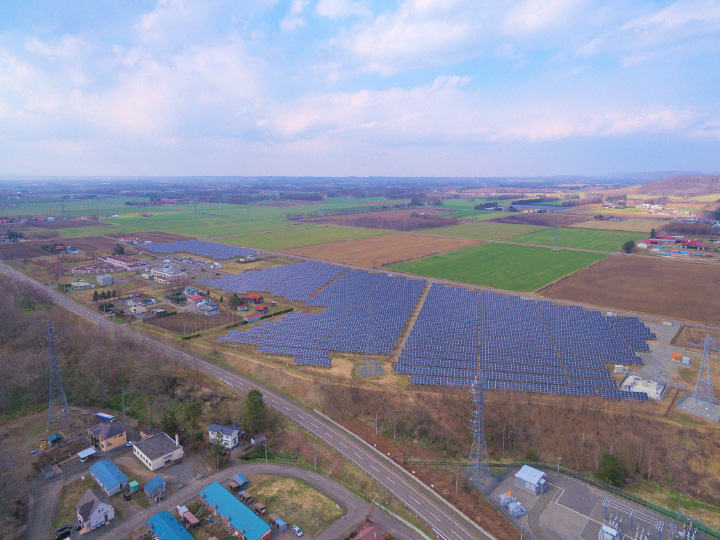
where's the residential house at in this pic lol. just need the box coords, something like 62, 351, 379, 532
76, 488, 114, 534
354, 522, 385, 540
87, 422, 127, 452
133, 433, 184, 471
208, 424, 243, 449
89, 460, 128, 496
147, 511, 194, 540
71, 278, 93, 290
199, 482, 271, 540
144, 475, 166, 499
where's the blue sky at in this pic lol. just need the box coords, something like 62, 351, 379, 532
0, 0, 718, 177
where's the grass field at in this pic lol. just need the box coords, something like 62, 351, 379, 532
570, 218, 669, 233
389, 243, 607, 292
249, 476, 344, 536
423, 221, 547, 240
508, 227, 646, 251
219, 225, 389, 250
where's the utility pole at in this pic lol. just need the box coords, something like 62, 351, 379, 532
557, 457, 562, 479
375, 414, 378, 435
264, 439, 268, 464
393, 413, 396, 442
314, 441, 317, 471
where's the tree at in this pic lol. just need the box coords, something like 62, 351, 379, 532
161, 410, 179, 436
622, 240, 635, 253
241, 390, 268, 435
113, 244, 125, 255
219, 296, 223, 304
650, 228, 657, 238
100, 291, 107, 300
596, 452, 625, 486
229, 293, 241, 308
92, 290, 99, 302
111, 289, 116, 298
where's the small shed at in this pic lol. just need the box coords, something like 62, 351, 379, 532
41, 465, 56, 479
253, 502, 266, 516
129, 480, 140, 493
237, 304, 249, 311
244, 314, 261, 323
77, 447, 96, 462
144, 475, 166, 498
255, 305, 268, 314
232, 473, 249, 490
514, 465, 547, 495
269, 515, 287, 532
183, 511, 200, 528
239, 491, 253, 504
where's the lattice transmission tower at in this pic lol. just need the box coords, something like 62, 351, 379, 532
47, 321, 70, 431
466, 372, 494, 492
694, 336, 718, 404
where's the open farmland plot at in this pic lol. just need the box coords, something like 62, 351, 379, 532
66, 235, 128, 252
219, 225, 389, 251
423, 221, 546, 240
389, 243, 606, 292
107, 231, 194, 242
0, 241, 48, 260
284, 233, 478, 267
508, 227, 646, 251
539, 256, 720, 326
491, 212, 589, 227
571, 218, 670, 233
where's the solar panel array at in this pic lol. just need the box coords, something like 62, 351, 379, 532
400, 290, 653, 401
217, 263, 426, 366
143, 240, 256, 259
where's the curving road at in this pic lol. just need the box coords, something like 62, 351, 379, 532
0, 263, 495, 540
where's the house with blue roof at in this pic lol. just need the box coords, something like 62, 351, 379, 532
89, 459, 128, 496
144, 475, 166, 499
199, 481, 271, 540
147, 511, 194, 540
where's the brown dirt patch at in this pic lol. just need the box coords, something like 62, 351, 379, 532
144, 311, 237, 334
491, 212, 588, 227
106, 231, 194, 242
29, 219, 109, 229
0, 242, 49, 260
539, 256, 720, 325
66, 236, 126, 252
284, 233, 478, 267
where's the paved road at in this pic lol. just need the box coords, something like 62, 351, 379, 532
1, 264, 495, 540
96, 463, 421, 540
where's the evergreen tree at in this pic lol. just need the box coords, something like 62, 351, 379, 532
650, 228, 657, 238
241, 390, 268, 435
596, 453, 625, 486
92, 290, 99, 302
100, 291, 107, 300
622, 240, 635, 253
161, 410, 179, 436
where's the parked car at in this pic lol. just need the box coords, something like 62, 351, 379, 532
292, 525, 304, 537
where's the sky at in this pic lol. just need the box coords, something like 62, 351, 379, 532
0, 0, 719, 177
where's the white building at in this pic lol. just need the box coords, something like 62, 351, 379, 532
514, 465, 547, 495
133, 433, 184, 471
76, 488, 114, 534
208, 424, 243, 449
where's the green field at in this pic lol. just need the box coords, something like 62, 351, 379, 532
424, 221, 546, 240
219, 225, 389, 250
389, 243, 607, 292
438, 210, 513, 219
508, 227, 647, 251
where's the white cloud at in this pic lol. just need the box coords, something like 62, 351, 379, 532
281, 0, 309, 30
316, 0, 368, 19
502, 0, 585, 36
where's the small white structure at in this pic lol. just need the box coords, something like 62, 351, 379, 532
514, 465, 547, 495
96, 274, 114, 287
598, 524, 621, 540
614, 365, 628, 374
620, 375, 664, 400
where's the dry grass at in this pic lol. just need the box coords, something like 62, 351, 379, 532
571, 218, 671, 233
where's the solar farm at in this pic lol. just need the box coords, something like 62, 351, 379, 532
143, 239, 256, 259
206, 261, 656, 401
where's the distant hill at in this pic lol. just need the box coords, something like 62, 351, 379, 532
637, 174, 720, 197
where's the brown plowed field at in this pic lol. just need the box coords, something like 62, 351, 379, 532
491, 212, 588, 227
539, 256, 720, 325
67, 236, 126, 252
285, 233, 478, 267
0, 242, 47, 259
107, 231, 193, 242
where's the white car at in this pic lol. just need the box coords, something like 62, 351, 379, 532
292, 525, 303, 537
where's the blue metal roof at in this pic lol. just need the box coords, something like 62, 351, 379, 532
147, 511, 194, 540
232, 473, 248, 486
145, 475, 165, 492
199, 481, 270, 540
89, 460, 127, 490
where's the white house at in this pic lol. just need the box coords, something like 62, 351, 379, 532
76, 488, 114, 534
133, 433, 184, 471
208, 424, 243, 449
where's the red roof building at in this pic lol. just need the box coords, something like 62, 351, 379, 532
682, 240, 707, 250
255, 305, 268, 313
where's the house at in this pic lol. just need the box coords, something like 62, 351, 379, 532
682, 239, 707, 250
636, 240, 651, 249
147, 511, 194, 540
354, 522, 384, 540
138, 427, 159, 440
255, 304, 268, 314
208, 424, 243, 449
87, 422, 127, 452
76, 488, 114, 534
183, 286, 201, 296
199, 482, 271, 540
187, 295, 205, 304
100, 255, 147, 270
246, 293, 263, 304
199, 303, 220, 316
514, 465, 547, 495
133, 432, 184, 471
237, 304, 249, 311
71, 278, 93, 290
130, 305, 147, 316
89, 460, 128, 496
144, 475, 166, 499
151, 267, 187, 285
96, 274, 114, 287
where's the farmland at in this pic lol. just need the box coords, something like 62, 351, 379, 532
423, 221, 546, 240
389, 243, 607, 292
285, 233, 478, 267
508, 227, 646, 251
539, 256, 720, 326
571, 218, 669, 233
219, 225, 389, 250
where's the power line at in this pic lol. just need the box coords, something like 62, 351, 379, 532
47, 321, 70, 432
